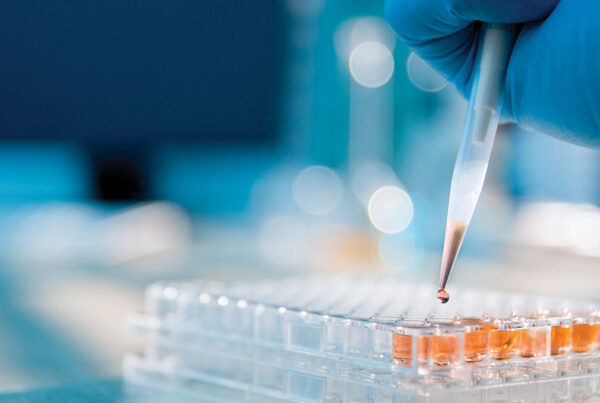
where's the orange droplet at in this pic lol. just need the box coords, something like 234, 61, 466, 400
437, 289, 450, 304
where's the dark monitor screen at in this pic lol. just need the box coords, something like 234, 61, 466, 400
0, 1, 285, 145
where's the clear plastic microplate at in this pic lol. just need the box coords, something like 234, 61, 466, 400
124, 276, 600, 402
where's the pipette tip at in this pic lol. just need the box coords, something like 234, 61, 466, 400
438, 220, 467, 297
437, 288, 450, 304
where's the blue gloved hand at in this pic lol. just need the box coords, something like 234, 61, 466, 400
385, 0, 600, 148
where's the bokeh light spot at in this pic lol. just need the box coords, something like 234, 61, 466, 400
351, 159, 399, 206
349, 41, 394, 88
163, 286, 178, 300
334, 17, 396, 62
292, 165, 343, 215
367, 186, 414, 233
406, 52, 447, 92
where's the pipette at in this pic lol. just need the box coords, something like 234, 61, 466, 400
437, 24, 517, 303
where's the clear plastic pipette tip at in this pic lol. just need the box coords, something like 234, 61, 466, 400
436, 24, 516, 302
438, 219, 467, 297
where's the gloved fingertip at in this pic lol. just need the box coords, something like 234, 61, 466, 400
384, 0, 416, 42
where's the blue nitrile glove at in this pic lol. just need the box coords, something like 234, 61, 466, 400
385, 0, 600, 148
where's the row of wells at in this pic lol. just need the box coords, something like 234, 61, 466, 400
392, 314, 599, 367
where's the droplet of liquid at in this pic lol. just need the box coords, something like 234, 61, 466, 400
437, 289, 450, 304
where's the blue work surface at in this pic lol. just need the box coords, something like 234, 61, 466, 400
0, 379, 205, 402
0, 379, 130, 402
0, 378, 256, 402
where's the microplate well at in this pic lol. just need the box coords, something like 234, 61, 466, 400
124, 276, 600, 402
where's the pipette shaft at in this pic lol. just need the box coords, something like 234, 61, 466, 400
438, 24, 517, 300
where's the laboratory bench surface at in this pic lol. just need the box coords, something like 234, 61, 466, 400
0, 378, 260, 402
0, 243, 598, 400
0, 379, 213, 402
0, 379, 126, 402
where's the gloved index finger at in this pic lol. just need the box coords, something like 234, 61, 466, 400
385, 0, 558, 45
385, 0, 558, 93
452, 0, 559, 25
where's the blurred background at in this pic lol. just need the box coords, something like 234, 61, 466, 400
0, 0, 599, 395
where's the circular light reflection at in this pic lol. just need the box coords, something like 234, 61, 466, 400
334, 17, 396, 62
351, 159, 399, 206
349, 41, 394, 88
292, 165, 343, 215
163, 286, 178, 300
367, 186, 414, 233
351, 17, 396, 52
406, 52, 447, 92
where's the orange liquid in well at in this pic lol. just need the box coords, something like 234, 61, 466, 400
463, 320, 494, 362
551, 325, 572, 355
392, 334, 431, 366
572, 323, 598, 352
490, 329, 517, 359
517, 328, 547, 357
431, 334, 460, 366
